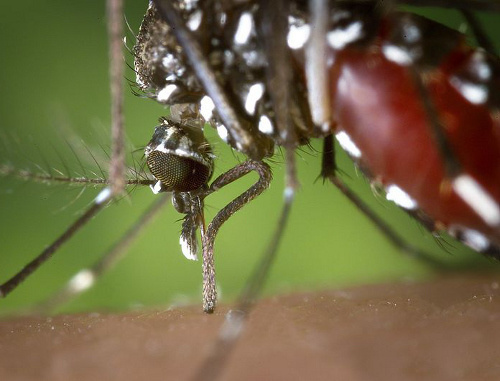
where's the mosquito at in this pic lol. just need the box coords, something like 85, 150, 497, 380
0, 1, 430, 315
1, 1, 500, 379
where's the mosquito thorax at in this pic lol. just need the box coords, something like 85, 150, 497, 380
134, 1, 286, 159
145, 115, 214, 194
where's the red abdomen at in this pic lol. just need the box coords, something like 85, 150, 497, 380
330, 23, 500, 251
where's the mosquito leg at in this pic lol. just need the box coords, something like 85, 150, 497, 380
407, 5, 498, 178
409, 68, 462, 179
305, 0, 331, 131
190, 162, 293, 380
0, 160, 154, 299
396, 3, 487, 182
107, 0, 126, 196
460, 9, 497, 54
199, 160, 273, 313
409, 51, 498, 228
31, 194, 170, 314
322, 135, 453, 269
0, 188, 113, 299
259, 0, 299, 193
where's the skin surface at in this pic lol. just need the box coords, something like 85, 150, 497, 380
1, 272, 500, 381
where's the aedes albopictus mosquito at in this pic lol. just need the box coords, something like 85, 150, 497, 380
0, 1, 451, 315
0, 0, 498, 380
0, 0, 498, 326
0, 1, 363, 314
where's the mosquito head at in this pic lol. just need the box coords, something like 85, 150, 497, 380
145, 115, 214, 193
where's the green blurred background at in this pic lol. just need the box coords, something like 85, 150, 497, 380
0, 1, 498, 315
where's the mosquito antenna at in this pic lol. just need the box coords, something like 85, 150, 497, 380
0, 166, 106, 185
0, 163, 154, 187
32, 194, 170, 314
107, 0, 126, 196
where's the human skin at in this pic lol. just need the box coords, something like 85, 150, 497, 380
1, 272, 499, 381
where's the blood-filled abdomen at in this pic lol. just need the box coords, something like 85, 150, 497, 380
329, 14, 500, 253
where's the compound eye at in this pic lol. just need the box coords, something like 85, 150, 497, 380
147, 151, 211, 192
